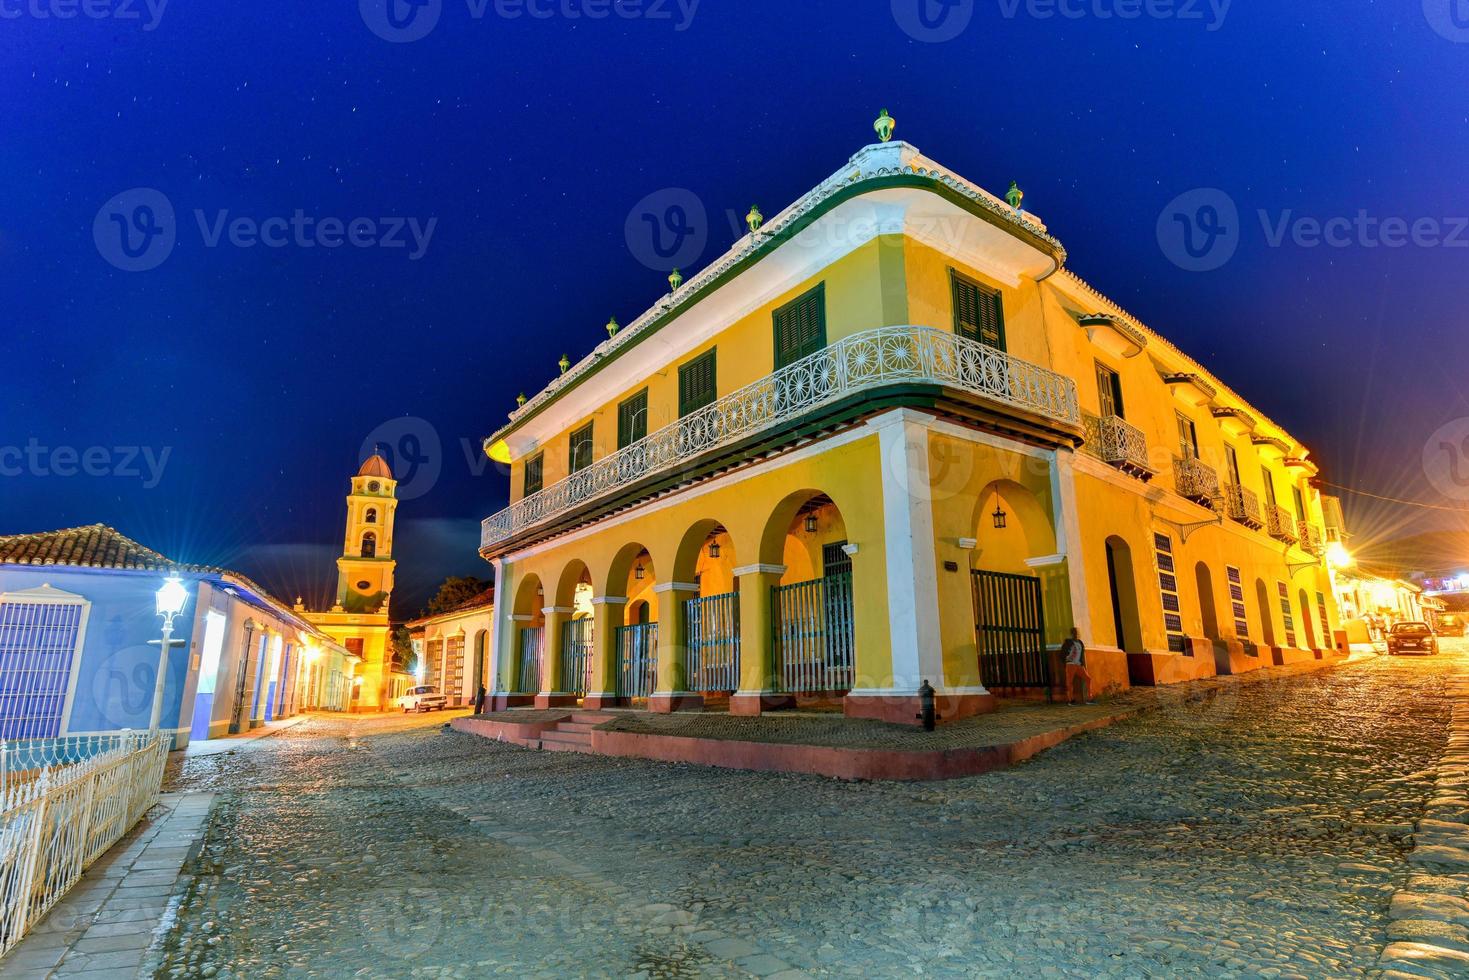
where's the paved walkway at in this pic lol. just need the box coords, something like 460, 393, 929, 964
4, 792, 214, 978
149, 647, 1463, 976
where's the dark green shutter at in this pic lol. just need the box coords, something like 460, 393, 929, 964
951, 272, 1005, 350
1095, 362, 1123, 418
523, 454, 543, 496
678, 350, 717, 417
773, 284, 827, 370
569, 423, 593, 473
617, 389, 648, 449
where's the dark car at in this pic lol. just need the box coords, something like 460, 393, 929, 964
1438, 615, 1466, 638
1387, 622, 1439, 655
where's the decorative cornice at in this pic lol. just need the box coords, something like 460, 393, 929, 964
652, 582, 701, 594
733, 564, 787, 577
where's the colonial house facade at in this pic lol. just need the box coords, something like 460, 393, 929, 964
476, 121, 1344, 726
0, 524, 358, 748
405, 588, 495, 708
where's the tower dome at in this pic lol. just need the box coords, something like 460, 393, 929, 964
357, 453, 393, 479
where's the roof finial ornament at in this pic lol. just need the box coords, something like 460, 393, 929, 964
668, 268, 683, 291
1006, 180, 1024, 212
874, 108, 896, 143
746, 205, 764, 235
516, 392, 526, 408
558, 354, 571, 374
606, 316, 620, 338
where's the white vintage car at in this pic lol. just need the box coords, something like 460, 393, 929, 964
399, 685, 449, 712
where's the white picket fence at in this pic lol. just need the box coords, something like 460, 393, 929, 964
0, 732, 171, 959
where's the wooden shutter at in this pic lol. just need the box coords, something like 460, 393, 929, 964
1095, 363, 1123, 418
1260, 467, 1277, 507
951, 273, 1005, 350
568, 423, 593, 474
1177, 414, 1198, 459
523, 454, 543, 496
617, 389, 648, 449
1292, 486, 1306, 521
773, 285, 827, 369
1225, 445, 1241, 486
678, 350, 717, 417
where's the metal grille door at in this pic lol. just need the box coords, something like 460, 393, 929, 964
0, 599, 86, 739
686, 593, 740, 692
516, 627, 544, 695
971, 570, 1050, 691
560, 618, 592, 696
772, 572, 855, 694
616, 623, 658, 699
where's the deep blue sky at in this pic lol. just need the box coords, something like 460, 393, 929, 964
3, 1, 1467, 614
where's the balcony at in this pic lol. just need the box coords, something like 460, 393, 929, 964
1222, 484, 1264, 529
1298, 521, 1324, 556
481, 326, 1081, 550
1081, 413, 1154, 480
1267, 504, 1298, 543
1174, 456, 1220, 507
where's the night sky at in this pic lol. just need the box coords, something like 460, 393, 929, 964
4, 1, 1467, 616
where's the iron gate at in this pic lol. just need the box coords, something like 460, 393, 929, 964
971, 570, 1051, 692
560, 618, 592, 696
516, 627, 543, 695
616, 623, 658, 699
686, 592, 739, 692
772, 572, 855, 694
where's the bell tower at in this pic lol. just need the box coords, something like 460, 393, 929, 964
334, 451, 398, 613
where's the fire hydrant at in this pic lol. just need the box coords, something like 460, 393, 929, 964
916, 679, 937, 732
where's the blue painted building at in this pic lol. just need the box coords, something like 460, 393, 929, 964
0, 525, 358, 748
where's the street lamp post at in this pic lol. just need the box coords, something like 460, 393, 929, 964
149, 574, 191, 732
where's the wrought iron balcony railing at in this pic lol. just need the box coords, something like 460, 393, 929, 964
482, 326, 1081, 549
1298, 521, 1324, 556
1222, 484, 1264, 529
1081, 412, 1154, 479
1268, 504, 1299, 543
1174, 456, 1220, 507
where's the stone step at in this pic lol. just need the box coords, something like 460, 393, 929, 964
540, 737, 592, 753
539, 729, 593, 746
557, 721, 600, 734
571, 712, 615, 725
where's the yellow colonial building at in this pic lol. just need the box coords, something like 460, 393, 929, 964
299, 453, 414, 711
477, 117, 1343, 726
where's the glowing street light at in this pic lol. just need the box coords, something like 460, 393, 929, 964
149, 574, 191, 732
1326, 542, 1355, 570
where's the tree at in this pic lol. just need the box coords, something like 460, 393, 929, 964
423, 575, 493, 617
391, 625, 418, 674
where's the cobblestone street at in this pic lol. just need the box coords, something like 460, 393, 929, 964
152, 646, 1466, 979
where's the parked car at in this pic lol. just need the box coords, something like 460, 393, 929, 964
1386, 622, 1439, 656
399, 685, 448, 712
1437, 615, 1466, 637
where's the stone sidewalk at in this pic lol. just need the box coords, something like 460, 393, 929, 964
2, 791, 215, 978
1379, 665, 1469, 978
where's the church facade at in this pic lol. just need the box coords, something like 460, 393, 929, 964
299, 453, 413, 711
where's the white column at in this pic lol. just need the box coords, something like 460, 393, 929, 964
486, 558, 512, 705
1050, 449, 1092, 642
864, 409, 952, 694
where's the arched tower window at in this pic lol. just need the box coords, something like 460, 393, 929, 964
365, 508, 378, 524
361, 531, 377, 558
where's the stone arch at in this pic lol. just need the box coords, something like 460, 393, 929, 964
758, 489, 851, 576
1104, 535, 1144, 654
555, 559, 594, 613
672, 519, 739, 595
606, 542, 658, 626
971, 479, 1057, 574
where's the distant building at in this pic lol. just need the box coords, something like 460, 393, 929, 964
0, 524, 356, 748
405, 587, 495, 707
1334, 567, 1436, 640
298, 452, 414, 711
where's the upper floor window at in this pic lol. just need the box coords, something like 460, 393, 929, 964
1292, 485, 1307, 521
950, 271, 1005, 351
1260, 466, 1278, 507
773, 284, 827, 370
523, 453, 544, 496
1095, 362, 1124, 418
568, 423, 594, 474
1224, 444, 1242, 486
679, 349, 718, 417
361, 531, 377, 558
618, 389, 649, 449
364, 508, 378, 524
1176, 413, 1199, 460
